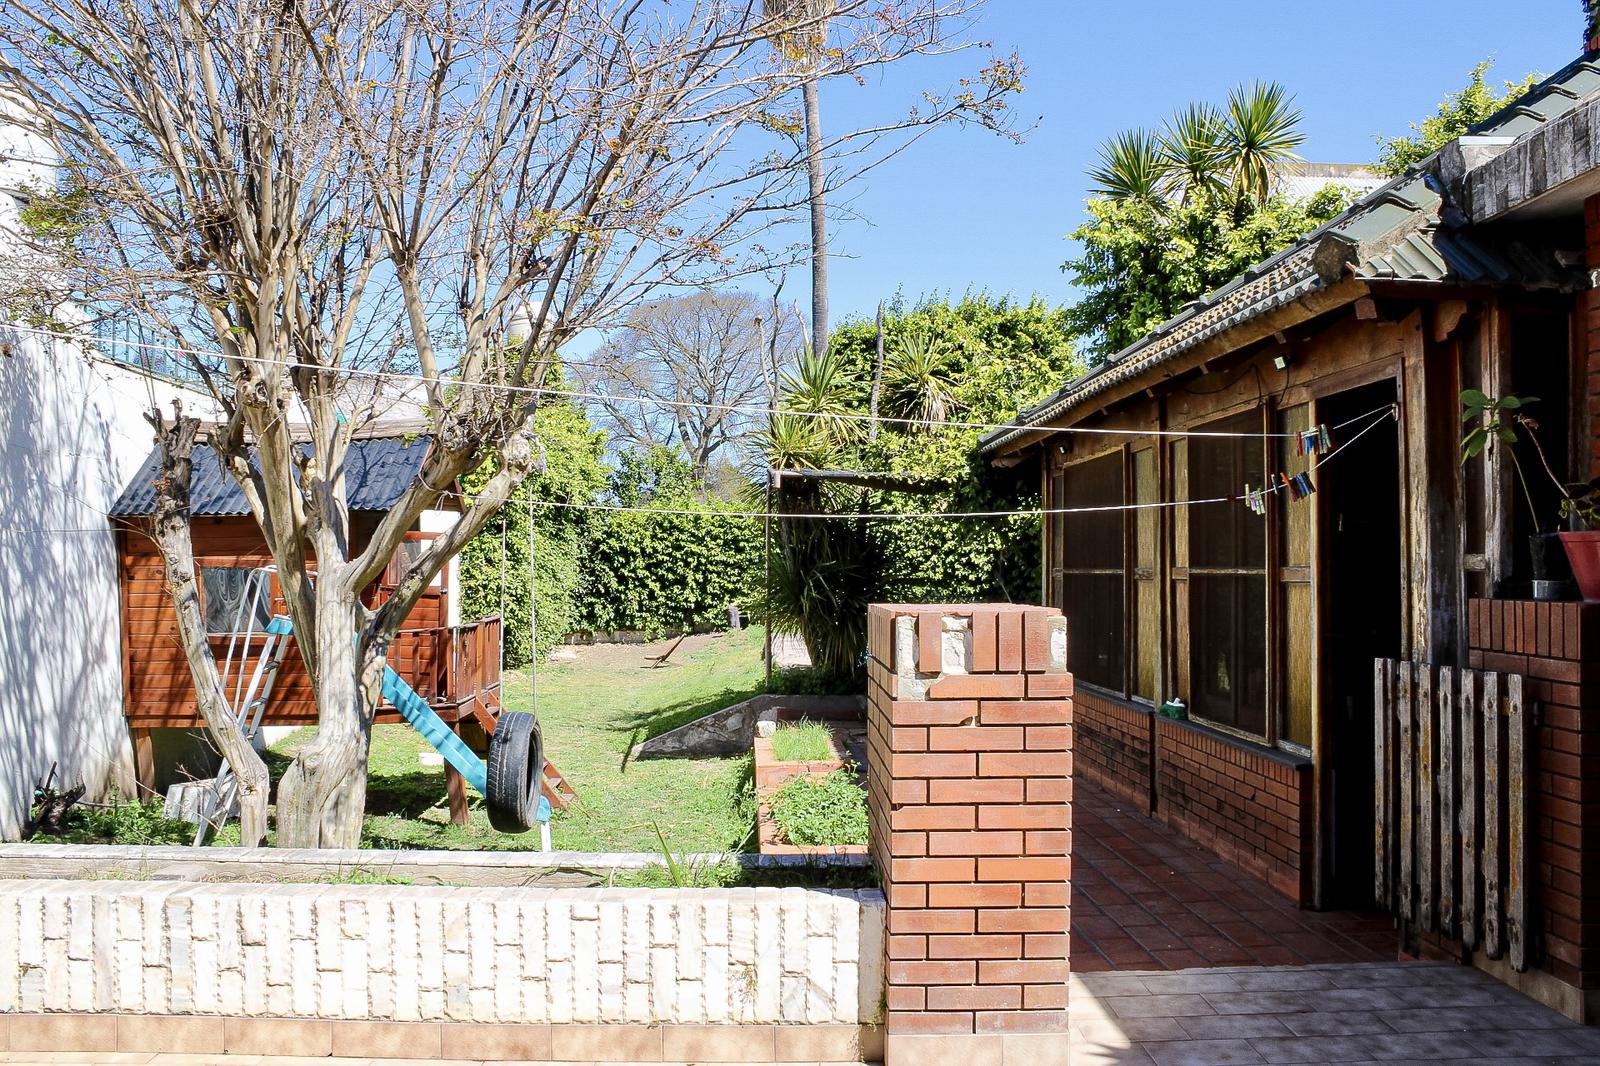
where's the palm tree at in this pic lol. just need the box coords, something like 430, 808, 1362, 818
1159, 103, 1228, 204
1088, 129, 1168, 206
1220, 81, 1305, 206
764, 0, 836, 357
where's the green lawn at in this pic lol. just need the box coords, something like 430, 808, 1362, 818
264, 627, 766, 854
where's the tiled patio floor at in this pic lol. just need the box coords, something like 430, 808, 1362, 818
1070, 960, 1600, 1065
1073, 779, 1395, 971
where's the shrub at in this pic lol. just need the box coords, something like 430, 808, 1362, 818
770, 769, 868, 847
769, 721, 836, 762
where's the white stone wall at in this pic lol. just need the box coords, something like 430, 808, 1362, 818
0, 881, 886, 1026
0, 329, 219, 838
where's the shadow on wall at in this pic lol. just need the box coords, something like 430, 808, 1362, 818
0, 331, 216, 838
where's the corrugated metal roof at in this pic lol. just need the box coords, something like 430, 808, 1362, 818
110, 435, 433, 517
979, 54, 1600, 456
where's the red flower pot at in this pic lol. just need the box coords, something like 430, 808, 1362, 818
1559, 531, 1600, 601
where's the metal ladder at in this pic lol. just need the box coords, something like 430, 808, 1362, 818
191, 568, 293, 844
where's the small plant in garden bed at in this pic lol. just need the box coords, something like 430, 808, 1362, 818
769, 720, 837, 762
770, 768, 868, 847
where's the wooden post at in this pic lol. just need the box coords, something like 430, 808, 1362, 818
132, 728, 157, 797
445, 763, 470, 826
1417, 663, 1435, 933
1507, 674, 1529, 972
1398, 665, 1415, 930
1438, 666, 1456, 939
1484, 671, 1502, 960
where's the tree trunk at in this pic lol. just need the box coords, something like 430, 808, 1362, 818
145, 408, 270, 847
802, 77, 828, 359
273, 578, 380, 849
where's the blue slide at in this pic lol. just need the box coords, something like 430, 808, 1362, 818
381, 666, 489, 795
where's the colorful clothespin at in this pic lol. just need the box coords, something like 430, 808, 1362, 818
1318, 423, 1332, 451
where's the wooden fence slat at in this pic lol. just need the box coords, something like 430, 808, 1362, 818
1398, 663, 1415, 927
1460, 669, 1479, 952
1438, 666, 1456, 939
1417, 663, 1435, 933
1484, 671, 1502, 961
1508, 674, 1528, 973
1375, 659, 1391, 909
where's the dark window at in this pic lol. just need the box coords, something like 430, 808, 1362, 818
201, 567, 272, 635
1186, 413, 1267, 735
1059, 452, 1125, 690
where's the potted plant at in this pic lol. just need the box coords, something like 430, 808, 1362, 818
1461, 390, 1600, 600
1461, 390, 1565, 596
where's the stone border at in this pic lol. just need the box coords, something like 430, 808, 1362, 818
0, 845, 869, 887
0, 1013, 882, 1062
632, 694, 864, 760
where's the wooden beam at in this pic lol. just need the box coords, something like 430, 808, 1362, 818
1508, 674, 1529, 973
1417, 663, 1435, 933
1438, 667, 1457, 940
1484, 671, 1502, 960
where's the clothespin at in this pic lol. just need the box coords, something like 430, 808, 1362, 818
1318, 423, 1332, 451
1297, 473, 1316, 497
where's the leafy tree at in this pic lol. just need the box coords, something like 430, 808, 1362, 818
1375, 60, 1541, 177
763, 295, 1078, 678
458, 383, 607, 666
1063, 185, 1353, 362
1222, 82, 1306, 207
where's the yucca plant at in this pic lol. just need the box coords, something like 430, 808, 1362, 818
1159, 103, 1228, 204
779, 343, 862, 448
767, 479, 879, 681
883, 327, 961, 428
1088, 128, 1168, 206
1220, 81, 1305, 206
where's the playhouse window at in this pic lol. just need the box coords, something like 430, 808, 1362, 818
1058, 450, 1125, 692
202, 566, 272, 635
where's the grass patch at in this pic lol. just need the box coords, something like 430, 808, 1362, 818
50, 798, 195, 846
255, 628, 767, 854
769, 721, 836, 762
770, 769, 868, 847
612, 859, 877, 889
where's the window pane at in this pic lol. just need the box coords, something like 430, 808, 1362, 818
1189, 413, 1265, 569
1060, 451, 1125, 691
1063, 571, 1124, 689
1191, 573, 1266, 734
202, 567, 271, 635
1061, 453, 1123, 569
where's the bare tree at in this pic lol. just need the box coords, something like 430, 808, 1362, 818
0, 0, 1019, 847
579, 290, 793, 476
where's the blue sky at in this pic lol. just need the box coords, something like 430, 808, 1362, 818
807, 0, 1581, 326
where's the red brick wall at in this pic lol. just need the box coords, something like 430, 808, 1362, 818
1153, 717, 1314, 905
1468, 599, 1600, 994
1072, 688, 1154, 814
865, 604, 1071, 1066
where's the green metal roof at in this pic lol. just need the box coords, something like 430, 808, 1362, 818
980, 55, 1600, 456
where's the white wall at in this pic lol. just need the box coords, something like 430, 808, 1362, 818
0, 333, 217, 838
0, 880, 886, 1025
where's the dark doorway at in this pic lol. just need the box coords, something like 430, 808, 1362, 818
1319, 378, 1403, 910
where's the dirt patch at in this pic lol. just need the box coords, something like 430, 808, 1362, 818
547, 632, 729, 670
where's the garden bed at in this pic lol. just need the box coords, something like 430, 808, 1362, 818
754, 711, 869, 857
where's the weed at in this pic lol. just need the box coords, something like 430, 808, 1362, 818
769, 769, 868, 847
769, 721, 836, 762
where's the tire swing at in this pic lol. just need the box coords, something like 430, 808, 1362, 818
485, 709, 545, 833
481, 482, 554, 840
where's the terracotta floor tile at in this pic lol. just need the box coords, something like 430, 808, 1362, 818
1071, 780, 1391, 972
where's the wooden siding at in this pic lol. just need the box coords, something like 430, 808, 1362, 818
118, 515, 489, 728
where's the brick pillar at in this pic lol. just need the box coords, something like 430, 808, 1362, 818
865, 604, 1072, 1066
1586, 194, 1600, 481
